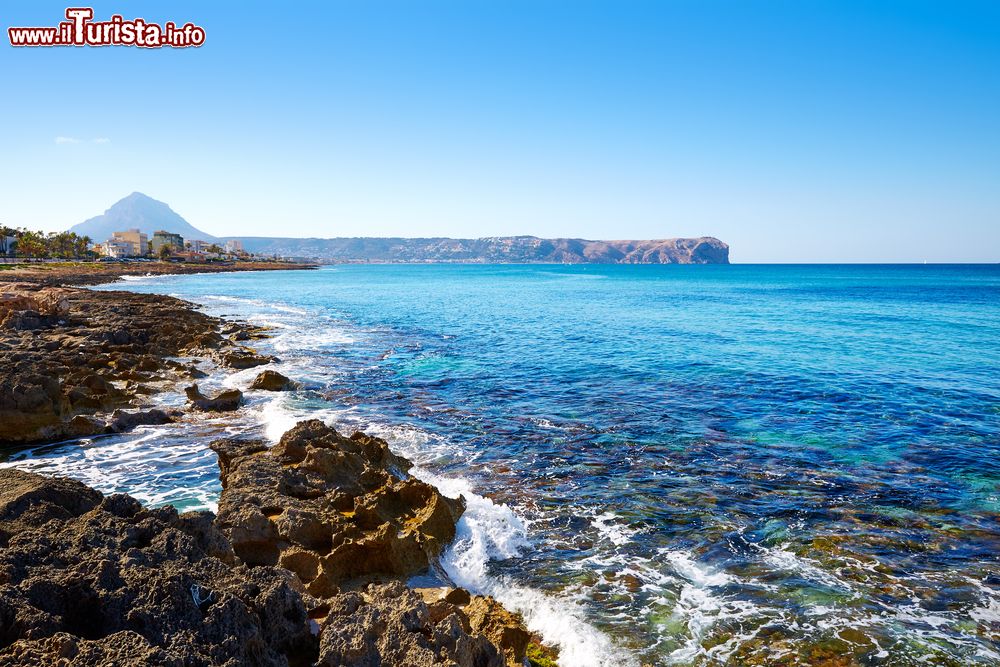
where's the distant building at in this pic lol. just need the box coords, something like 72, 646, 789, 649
151, 230, 184, 254
224, 239, 244, 254
1, 235, 16, 257
101, 240, 133, 258
187, 239, 209, 253
110, 229, 147, 256
173, 250, 208, 263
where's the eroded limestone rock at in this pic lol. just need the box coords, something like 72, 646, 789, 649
212, 420, 464, 594
0, 469, 315, 666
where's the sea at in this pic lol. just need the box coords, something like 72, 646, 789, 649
4, 264, 999, 666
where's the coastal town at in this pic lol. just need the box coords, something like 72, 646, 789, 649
1, 225, 270, 263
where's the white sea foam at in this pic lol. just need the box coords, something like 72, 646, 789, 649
201, 294, 308, 315
762, 546, 856, 592
307, 418, 633, 666
428, 471, 633, 667
590, 511, 639, 546
657, 550, 772, 664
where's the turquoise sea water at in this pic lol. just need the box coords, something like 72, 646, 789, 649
6, 264, 999, 665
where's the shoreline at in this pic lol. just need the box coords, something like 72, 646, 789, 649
0, 258, 317, 286
0, 262, 560, 666
0, 260, 315, 446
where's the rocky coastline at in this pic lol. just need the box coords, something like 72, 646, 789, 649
0, 264, 555, 666
1, 260, 316, 287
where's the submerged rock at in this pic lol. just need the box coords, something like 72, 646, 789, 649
0, 469, 315, 666
106, 408, 176, 433
250, 370, 296, 392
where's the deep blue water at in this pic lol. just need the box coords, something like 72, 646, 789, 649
6, 264, 999, 665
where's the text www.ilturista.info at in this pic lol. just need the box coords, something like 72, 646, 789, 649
8, 8, 205, 48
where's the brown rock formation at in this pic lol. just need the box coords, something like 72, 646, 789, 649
250, 370, 296, 391
0, 469, 315, 666
222, 349, 277, 370
316, 582, 505, 667
185, 384, 244, 412
0, 285, 267, 446
0, 283, 72, 329
210, 420, 541, 666
211, 420, 464, 595
0, 431, 545, 667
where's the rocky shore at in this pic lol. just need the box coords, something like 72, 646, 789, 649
0, 264, 555, 666
0, 284, 273, 445
0, 420, 549, 666
0, 260, 315, 287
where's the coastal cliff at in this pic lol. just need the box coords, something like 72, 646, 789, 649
230, 235, 730, 264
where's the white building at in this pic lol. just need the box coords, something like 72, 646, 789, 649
224, 239, 244, 254
101, 240, 133, 258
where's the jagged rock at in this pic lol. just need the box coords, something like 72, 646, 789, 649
106, 408, 176, 433
413, 588, 532, 666
0, 283, 72, 317
0, 289, 244, 446
0, 469, 316, 666
221, 348, 276, 370
250, 370, 295, 391
212, 420, 464, 595
1, 309, 50, 331
316, 582, 504, 667
185, 384, 243, 412
465, 596, 532, 666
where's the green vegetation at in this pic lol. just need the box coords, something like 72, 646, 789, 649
526, 642, 559, 667
0, 225, 96, 259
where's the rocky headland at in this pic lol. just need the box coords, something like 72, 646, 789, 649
0, 264, 555, 666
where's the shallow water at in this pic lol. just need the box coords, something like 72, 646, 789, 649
5, 264, 999, 665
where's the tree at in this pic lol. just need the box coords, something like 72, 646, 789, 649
16, 230, 47, 258
75, 235, 92, 258
158, 245, 172, 260
207, 244, 223, 254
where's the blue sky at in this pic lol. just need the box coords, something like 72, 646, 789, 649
1, 1, 998, 262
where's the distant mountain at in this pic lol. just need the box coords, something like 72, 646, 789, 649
228, 235, 730, 264
69, 193, 218, 242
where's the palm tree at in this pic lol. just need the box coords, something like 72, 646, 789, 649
17, 230, 48, 258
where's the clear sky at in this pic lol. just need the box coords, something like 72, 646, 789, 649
1, 1, 998, 262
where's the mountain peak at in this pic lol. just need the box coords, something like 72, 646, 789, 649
70, 194, 218, 242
